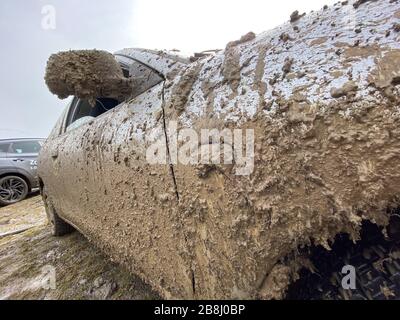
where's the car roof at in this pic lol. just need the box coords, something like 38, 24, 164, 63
115, 48, 190, 77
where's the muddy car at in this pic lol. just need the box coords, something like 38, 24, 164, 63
39, 0, 400, 299
0, 138, 43, 205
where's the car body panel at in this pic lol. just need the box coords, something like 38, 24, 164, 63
0, 160, 16, 177
159, 0, 400, 299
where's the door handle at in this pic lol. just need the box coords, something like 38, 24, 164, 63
12, 159, 24, 162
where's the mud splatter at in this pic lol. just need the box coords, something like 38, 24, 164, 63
258, 264, 292, 300
290, 10, 306, 23
167, 63, 203, 115
282, 58, 294, 77
226, 32, 256, 49
330, 81, 359, 98
253, 46, 268, 110
353, 0, 376, 9
222, 46, 242, 94
369, 50, 400, 89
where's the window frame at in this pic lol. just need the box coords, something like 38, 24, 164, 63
64, 97, 80, 131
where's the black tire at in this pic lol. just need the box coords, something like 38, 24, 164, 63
0, 175, 29, 206
286, 219, 400, 300
42, 186, 74, 236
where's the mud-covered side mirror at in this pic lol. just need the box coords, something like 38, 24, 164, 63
45, 50, 134, 105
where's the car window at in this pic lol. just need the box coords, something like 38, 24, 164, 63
65, 97, 121, 131
10, 141, 42, 154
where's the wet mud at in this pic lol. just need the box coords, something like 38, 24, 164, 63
40, 0, 400, 299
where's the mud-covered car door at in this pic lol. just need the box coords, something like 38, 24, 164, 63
40, 59, 194, 298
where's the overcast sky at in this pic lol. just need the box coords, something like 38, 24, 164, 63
0, 0, 336, 139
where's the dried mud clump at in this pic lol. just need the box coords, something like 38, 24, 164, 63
279, 32, 292, 42
221, 32, 256, 93
353, 0, 376, 9
330, 80, 359, 98
290, 10, 305, 23
258, 264, 292, 300
167, 63, 203, 115
45, 50, 134, 105
369, 51, 400, 89
222, 49, 241, 92
368, 50, 400, 102
226, 32, 256, 49
282, 58, 294, 77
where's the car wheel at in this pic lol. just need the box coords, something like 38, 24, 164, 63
42, 187, 74, 236
286, 218, 400, 300
0, 175, 29, 206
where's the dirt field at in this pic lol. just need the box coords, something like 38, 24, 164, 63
0, 194, 159, 300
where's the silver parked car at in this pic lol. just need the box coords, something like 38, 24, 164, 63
0, 138, 44, 205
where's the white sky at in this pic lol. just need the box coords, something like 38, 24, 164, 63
132, 0, 337, 53
0, 0, 337, 139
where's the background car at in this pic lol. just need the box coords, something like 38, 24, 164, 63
0, 138, 44, 205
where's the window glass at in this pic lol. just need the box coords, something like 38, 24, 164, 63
11, 141, 42, 154
73, 99, 93, 122
65, 98, 120, 130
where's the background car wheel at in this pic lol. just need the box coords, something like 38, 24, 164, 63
42, 187, 74, 236
0, 175, 29, 206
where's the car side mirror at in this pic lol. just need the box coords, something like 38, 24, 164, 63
45, 50, 134, 105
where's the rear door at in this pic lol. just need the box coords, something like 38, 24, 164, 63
7, 140, 41, 182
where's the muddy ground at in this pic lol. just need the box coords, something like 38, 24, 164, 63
0, 194, 159, 300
